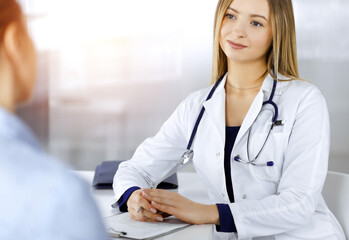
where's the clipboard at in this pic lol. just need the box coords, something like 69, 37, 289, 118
104, 213, 191, 239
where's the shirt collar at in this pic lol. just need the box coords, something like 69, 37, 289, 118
261, 73, 285, 95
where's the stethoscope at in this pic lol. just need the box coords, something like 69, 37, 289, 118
181, 73, 283, 166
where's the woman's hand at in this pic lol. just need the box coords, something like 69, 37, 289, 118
142, 189, 220, 225
126, 189, 165, 222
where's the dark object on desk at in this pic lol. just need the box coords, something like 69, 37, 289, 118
92, 161, 178, 190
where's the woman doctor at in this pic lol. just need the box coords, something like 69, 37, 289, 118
113, 0, 345, 239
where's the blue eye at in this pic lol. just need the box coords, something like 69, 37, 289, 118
252, 21, 262, 27
226, 14, 236, 20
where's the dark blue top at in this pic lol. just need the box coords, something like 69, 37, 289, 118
224, 126, 240, 203
216, 126, 240, 232
117, 126, 240, 233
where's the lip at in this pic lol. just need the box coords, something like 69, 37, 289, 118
227, 40, 247, 50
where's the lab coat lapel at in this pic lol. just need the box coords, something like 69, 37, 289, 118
234, 91, 263, 145
234, 74, 277, 145
202, 76, 227, 145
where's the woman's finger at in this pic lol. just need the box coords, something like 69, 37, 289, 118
143, 189, 176, 200
151, 201, 176, 216
142, 190, 179, 207
141, 208, 164, 222
129, 190, 156, 213
129, 206, 163, 222
128, 189, 164, 222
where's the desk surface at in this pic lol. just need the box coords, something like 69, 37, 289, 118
75, 171, 213, 240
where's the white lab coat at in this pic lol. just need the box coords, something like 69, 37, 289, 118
113, 74, 345, 240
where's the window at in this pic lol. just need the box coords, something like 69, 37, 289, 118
18, 0, 216, 170
18, 0, 349, 173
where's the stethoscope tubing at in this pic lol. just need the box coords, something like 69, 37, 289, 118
185, 75, 225, 151
182, 73, 279, 166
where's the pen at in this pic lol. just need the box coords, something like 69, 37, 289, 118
107, 228, 127, 238
137, 187, 155, 213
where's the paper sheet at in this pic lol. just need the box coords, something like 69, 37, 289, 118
104, 213, 190, 239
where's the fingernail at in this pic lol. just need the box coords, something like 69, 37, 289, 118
142, 192, 150, 198
151, 201, 157, 206
141, 190, 149, 198
150, 208, 157, 213
156, 216, 163, 222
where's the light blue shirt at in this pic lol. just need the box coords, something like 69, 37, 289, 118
0, 107, 109, 240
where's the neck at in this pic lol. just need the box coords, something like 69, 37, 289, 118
226, 59, 268, 90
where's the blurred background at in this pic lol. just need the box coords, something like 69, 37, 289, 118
17, 0, 349, 173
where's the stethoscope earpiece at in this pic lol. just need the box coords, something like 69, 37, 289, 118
234, 155, 241, 162
266, 161, 274, 166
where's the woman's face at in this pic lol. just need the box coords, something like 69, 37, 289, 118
219, 0, 272, 65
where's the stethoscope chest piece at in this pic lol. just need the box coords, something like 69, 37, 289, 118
181, 150, 193, 165
180, 75, 224, 166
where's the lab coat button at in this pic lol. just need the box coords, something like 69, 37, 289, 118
221, 193, 225, 198
242, 194, 247, 199
216, 152, 220, 157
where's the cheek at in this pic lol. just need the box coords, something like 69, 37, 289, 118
251, 31, 272, 54
219, 21, 230, 44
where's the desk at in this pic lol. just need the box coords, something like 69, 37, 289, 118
75, 171, 213, 240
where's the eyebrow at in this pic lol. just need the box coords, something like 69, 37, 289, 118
228, 7, 268, 21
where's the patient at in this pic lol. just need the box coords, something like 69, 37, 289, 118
0, 1, 108, 239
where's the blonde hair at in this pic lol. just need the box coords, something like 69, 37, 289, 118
211, 0, 299, 83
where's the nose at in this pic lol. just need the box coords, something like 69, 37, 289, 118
232, 21, 247, 38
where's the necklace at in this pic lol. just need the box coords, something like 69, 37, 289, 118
226, 81, 262, 90
226, 69, 268, 90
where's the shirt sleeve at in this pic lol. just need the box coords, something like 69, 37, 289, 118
117, 186, 140, 212
216, 204, 237, 232
55, 172, 110, 240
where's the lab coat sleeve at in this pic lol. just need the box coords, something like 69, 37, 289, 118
117, 186, 141, 212
229, 86, 330, 239
113, 93, 197, 202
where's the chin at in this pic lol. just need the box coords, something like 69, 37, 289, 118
224, 51, 248, 62
227, 55, 251, 64
226, 53, 267, 65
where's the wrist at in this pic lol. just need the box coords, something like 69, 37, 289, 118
204, 204, 220, 225
126, 189, 141, 207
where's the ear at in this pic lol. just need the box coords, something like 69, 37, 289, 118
2, 22, 23, 69
2, 22, 35, 104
